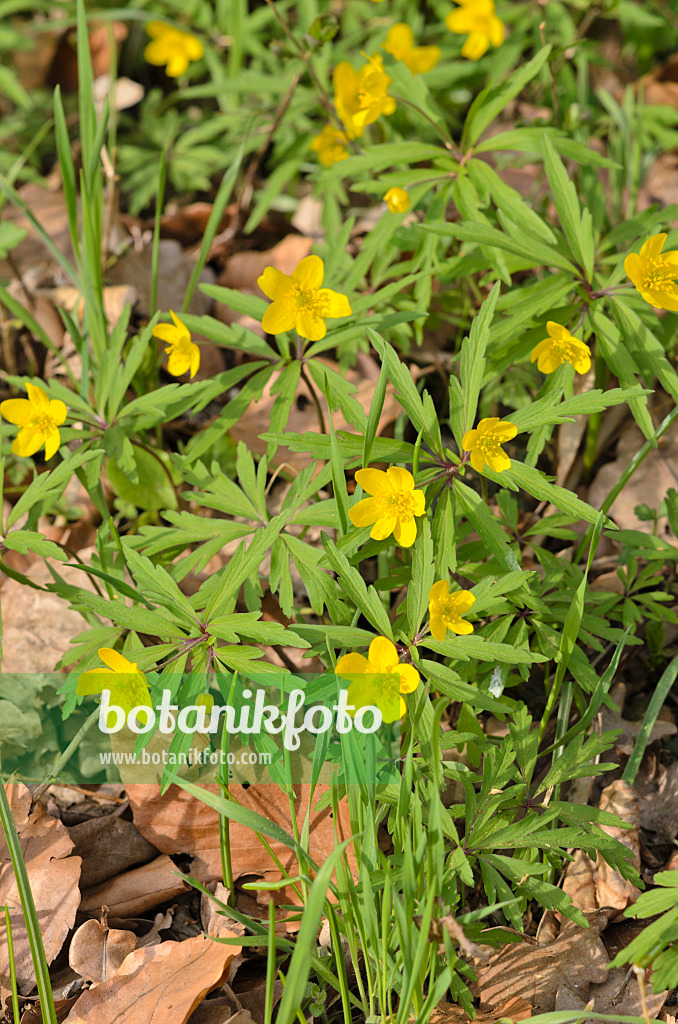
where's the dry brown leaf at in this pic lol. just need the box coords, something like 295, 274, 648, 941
186, 1000, 242, 1024
126, 783, 355, 885
562, 848, 597, 913
589, 966, 668, 1020
0, 557, 96, 671
234, 979, 283, 1024
600, 683, 677, 757
79, 853, 190, 918
427, 996, 532, 1023
639, 761, 678, 843
477, 913, 610, 1013
596, 780, 641, 910
0, 785, 82, 995
68, 814, 159, 889
201, 882, 232, 937
230, 352, 401, 472
588, 419, 678, 534
68, 919, 137, 984
20, 995, 80, 1023
62, 933, 241, 1024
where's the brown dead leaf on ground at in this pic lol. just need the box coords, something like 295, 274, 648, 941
79, 853, 190, 918
0, 785, 82, 995
67, 814, 159, 889
188, 1001, 253, 1024
589, 966, 668, 1020
68, 918, 137, 984
63, 931, 242, 1024
596, 780, 641, 910
0, 557, 97, 672
230, 351, 402, 472
563, 848, 597, 913
426, 996, 532, 1023
587, 418, 678, 534
476, 913, 610, 1014
126, 783, 355, 885
599, 683, 677, 757
639, 761, 678, 843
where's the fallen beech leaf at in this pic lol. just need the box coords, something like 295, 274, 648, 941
230, 352, 401, 472
589, 966, 667, 1019
0, 784, 82, 995
186, 999, 239, 1024
126, 783, 354, 884
562, 848, 597, 913
20, 995, 80, 1023
63, 933, 242, 1024
79, 853, 190, 917
596, 780, 641, 910
477, 913, 610, 1013
68, 814, 159, 889
599, 683, 677, 757
68, 919, 137, 984
426, 996, 531, 1023
137, 910, 174, 948
639, 761, 678, 843
234, 979, 283, 1024
201, 882, 232, 936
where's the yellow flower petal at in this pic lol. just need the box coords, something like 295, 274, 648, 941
98, 648, 138, 673
335, 652, 370, 677
349, 496, 381, 528
430, 614, 448, 642
43, 424, 62, 460
295, 310, 327, 341
355, 468, 391, 496
12, 426, 45, 458
368, 636, 398, 671
24, 383, 49, 410
370, 513, 397, 541
640, 233, 667, 260
393, 515, 417, 547
317, 289, 352, 318
0, 399, 33, 426
398, 664, 420, 694
261, 301, 296, 336
385, 466, 415, 492
292, 255, 324, 290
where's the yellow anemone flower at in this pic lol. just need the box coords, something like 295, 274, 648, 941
310, 125, 350, 167
530, 322, 592, 375
333, 54, 396, 139
428, 582, 475, 642
384, 187, 410, 213
144, 21, 204, 78
152, 310, 200, 378
77, 648, 152, 716
349, 466, 425, 548
625, 233, 678, 312
445, 0, 504, 60
462, 417, 517, 474
257, 255, 351, 341
383, 23, 441, 75
0, 383, 67, 460
335, 636, 420, 724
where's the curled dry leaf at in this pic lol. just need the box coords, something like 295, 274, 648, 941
78, 853, 190, 918
595, 780, 641, 911
0, 784, 82, 995
639, 761, 678, 844
68, 813, 159, 889
126, 783, 355, 885
425, 996, 532, 1023
63, 932, 242, 1024
68, 918, 137, 984
477, 913, 610, 1014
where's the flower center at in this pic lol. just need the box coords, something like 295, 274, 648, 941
553, 340, 580, 363
287, 284, 328, 317
477, 435, 500, 454
377, 491, 416, 518
32, 413, 56, 433
643, 256, 678, 294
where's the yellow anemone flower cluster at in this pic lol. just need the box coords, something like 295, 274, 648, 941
144, 21, 204, 78
152, 310, 201, 378
333, 54, 396, 140
0, 383, 67, 460
383, 23, 441, 75
257, 255, 352, 342
445, 0, 504, 60
335, 636, 420, 725
77, 648, 152, 715
384, 187, 410, 213
349, 466, 425, 548
625, 233, 678, 312
530, 322, 591, 375
310, 125, 350, 168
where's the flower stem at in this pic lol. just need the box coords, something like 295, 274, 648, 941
300, 362, 326, 435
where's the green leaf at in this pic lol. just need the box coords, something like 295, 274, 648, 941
321, 536, 394, 639
419, 660, 512, 713
204, 515, 288, 619
491, 460, 617, 528
423, 220, 578, 273
407, 518, 435, 637
462, 282, 500, 434
454, 480, 522, 572
588, 310, 655, 441
421, 636, 546, 665
541, 135, 594, 280
462, 46, 552, 148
